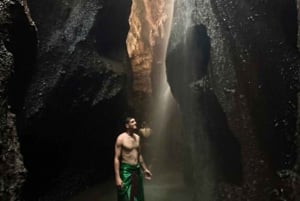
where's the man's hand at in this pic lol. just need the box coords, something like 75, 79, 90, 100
144, 169, 152, 180
116, 177, 123, 189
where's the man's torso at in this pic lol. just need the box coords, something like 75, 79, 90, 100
120, 133, 140, 165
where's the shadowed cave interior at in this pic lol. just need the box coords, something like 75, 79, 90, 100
3, 0, 300, 201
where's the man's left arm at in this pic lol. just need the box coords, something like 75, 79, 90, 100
138, 136, 152, 180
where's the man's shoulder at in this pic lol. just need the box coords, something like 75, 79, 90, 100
117, 132, 139, 139
133, 133, 140, 139
117, 132, 127, 139
115, 133, 126, 144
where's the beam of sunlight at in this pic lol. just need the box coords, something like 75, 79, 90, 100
126, 0, 192, 200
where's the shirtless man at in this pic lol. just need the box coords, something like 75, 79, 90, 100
114, 117, 152, 201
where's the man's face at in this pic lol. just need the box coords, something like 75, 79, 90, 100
126, 118, 137, 130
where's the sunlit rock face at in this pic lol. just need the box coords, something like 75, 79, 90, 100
0, 0, 30, 200
167, 0, 299, 200
9, 0, 132, 200
127, 0, 153, 96
126, 0, 173, 120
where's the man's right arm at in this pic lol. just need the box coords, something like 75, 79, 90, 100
114, 135, 123, 188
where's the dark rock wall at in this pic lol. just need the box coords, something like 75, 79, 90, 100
6, 0, 133, 200
167, 0, 299, 200
0, 0, 29, 200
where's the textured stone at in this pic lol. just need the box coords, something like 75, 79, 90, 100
17, 0, 133, 200
167, 0, 300, 200
0, 1, 27, 201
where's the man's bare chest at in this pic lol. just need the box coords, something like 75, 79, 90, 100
122, 136, 139, 150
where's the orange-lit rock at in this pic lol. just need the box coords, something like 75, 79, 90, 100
127, 0, 173, 97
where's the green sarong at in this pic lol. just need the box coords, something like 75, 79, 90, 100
117, 162, 144, 201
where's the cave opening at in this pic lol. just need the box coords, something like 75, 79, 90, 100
125, 0, 184, 176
